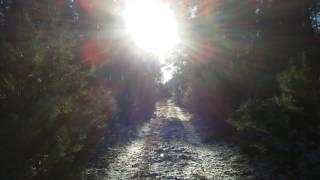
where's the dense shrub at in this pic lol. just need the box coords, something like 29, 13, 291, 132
231, 62, 320, 177
0, 1, 160, 178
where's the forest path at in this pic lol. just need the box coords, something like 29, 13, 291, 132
82, 99, 254, 179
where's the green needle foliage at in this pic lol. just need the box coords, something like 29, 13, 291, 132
0, 0, 160, 179
170, 0, 320, 177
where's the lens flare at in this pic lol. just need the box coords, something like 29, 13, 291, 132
123, 0, 180, 56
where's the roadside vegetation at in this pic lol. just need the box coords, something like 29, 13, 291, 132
170, 0, 320, 178
0, 1, 160, 179
1, 0, 320, 179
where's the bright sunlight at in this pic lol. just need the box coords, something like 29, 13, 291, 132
123, 0, 180, 56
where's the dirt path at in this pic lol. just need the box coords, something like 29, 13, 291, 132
82, 99, 255, 179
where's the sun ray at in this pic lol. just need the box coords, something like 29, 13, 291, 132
122, 0, 180, 57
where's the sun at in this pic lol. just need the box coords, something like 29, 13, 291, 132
123, 0, 180, 56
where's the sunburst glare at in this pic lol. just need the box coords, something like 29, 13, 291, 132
123, 0, 180, 57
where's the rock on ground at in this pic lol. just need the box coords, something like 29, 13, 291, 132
81, 99, 255, 180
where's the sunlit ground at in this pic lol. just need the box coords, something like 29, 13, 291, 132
160, 58, 176, 84
122, 0, 180, 83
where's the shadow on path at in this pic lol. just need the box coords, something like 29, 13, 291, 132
81, 99, 255, 179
